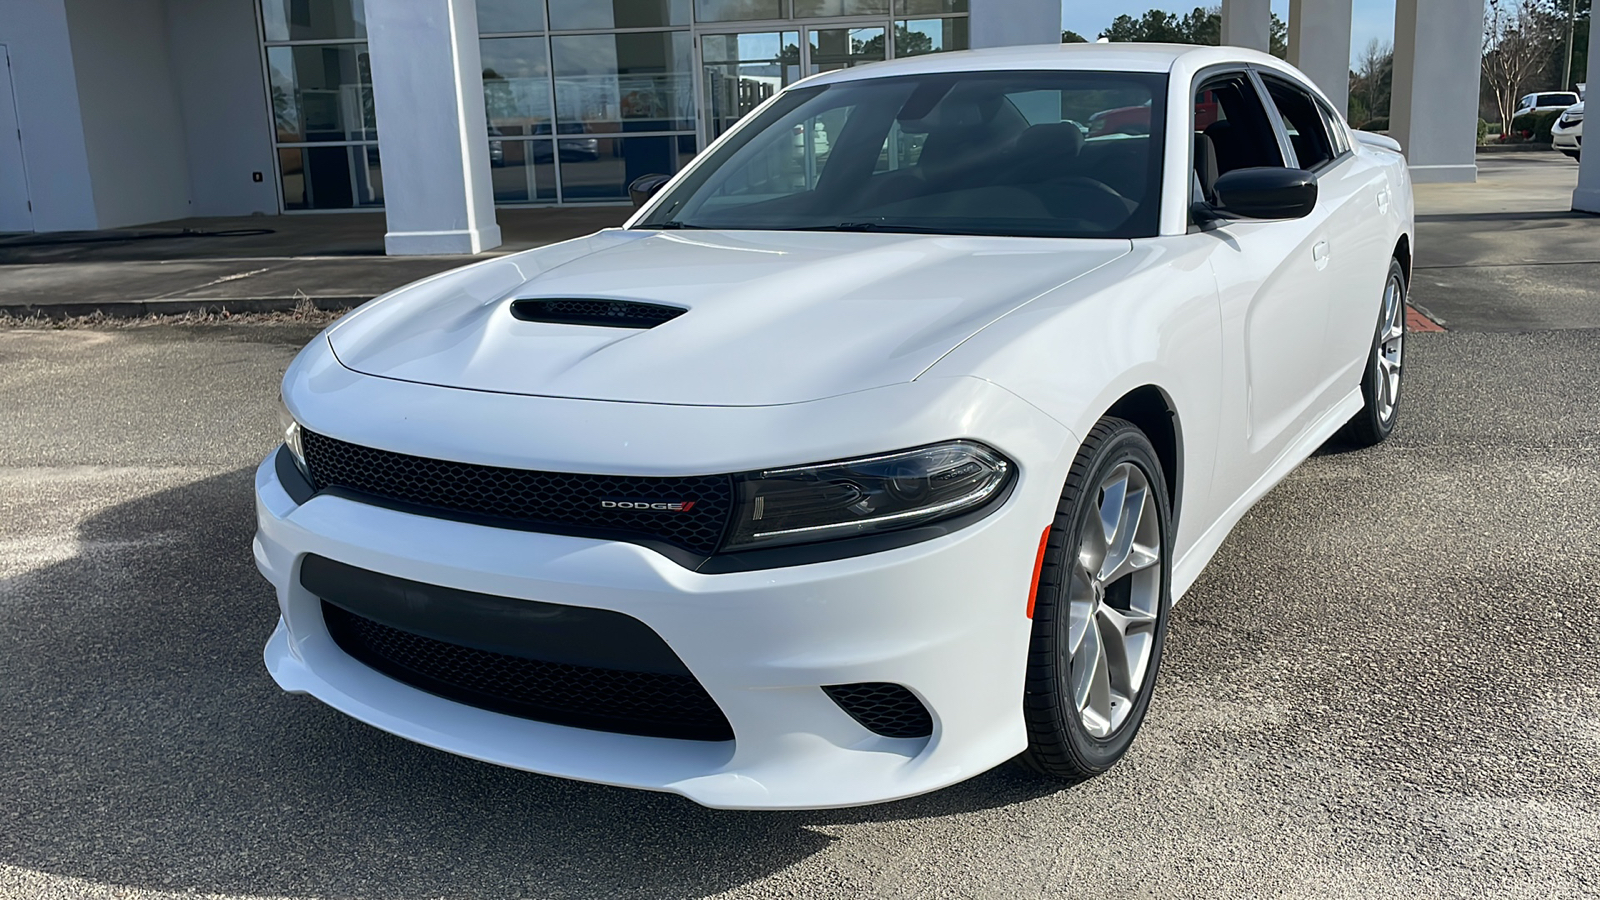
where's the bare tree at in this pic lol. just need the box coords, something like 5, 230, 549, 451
1483, 0, 1552, 133
1352, 38, 1393, 124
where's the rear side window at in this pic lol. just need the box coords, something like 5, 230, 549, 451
1261, 75, 1335, 170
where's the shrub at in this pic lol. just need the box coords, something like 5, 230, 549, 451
1477, 119, 1492, 144
1509, 109, 1562, 143
1360, 116, 1389, 131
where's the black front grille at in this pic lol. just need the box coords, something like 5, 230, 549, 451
823, 682, 933, 738
301, 430, 733, 555
323, 601, 734, 741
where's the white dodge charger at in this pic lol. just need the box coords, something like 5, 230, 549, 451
257, 43, 1414, 809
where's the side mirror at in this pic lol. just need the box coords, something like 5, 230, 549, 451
628, 173, 672, 208
1211, 167, 1318, 220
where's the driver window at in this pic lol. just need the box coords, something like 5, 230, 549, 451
1192, 74, 1285, 204
700, 104, 855, 211
1261, 76, 1336, 170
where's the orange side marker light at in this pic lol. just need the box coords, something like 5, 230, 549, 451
1026, 525, 1052, 619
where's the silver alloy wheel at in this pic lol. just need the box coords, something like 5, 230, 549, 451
1067, 462, 1162, 739
1376, 274, 1406, 424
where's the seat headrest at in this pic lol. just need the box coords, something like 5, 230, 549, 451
1013, 122, 1086, 163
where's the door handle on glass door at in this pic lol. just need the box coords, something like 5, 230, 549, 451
1313, 240, 1330, 270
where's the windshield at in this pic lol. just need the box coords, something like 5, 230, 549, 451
637, 70, 1168, 239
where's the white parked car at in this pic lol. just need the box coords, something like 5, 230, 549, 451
1517, 91, 1581, 117
1553, 102, 1583, 159
258, 44, 1415, 809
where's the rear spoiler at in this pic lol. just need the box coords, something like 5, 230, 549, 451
1353, 131, 1403, 154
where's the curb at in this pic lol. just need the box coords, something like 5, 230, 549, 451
0, 295, 372, 320
1476, 143, 1557, 154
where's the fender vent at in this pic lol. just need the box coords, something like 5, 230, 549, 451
510, 297, 687, 329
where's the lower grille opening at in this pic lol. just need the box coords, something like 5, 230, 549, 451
823, 682, 933, 739
322, 601, 734, 742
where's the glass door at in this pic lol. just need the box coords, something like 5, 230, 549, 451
700, 31, 803, 143
804, 25, 885, 75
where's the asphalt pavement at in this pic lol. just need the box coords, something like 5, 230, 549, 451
2, 314, 1599, 900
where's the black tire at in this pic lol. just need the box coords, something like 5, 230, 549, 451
1343, 258, 1408, 447
1018, 418, 1172, 782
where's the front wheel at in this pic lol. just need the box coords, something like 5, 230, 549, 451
1018, 418, 1172, 783
1342, 258, 1408, 447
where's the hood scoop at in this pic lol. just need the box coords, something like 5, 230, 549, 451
510, 297, 687, 329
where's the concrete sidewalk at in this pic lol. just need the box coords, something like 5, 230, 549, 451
0, 206, 629, 317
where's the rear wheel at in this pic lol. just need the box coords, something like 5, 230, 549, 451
1343, 258, 1408, 447
1019, 418, 1172, 782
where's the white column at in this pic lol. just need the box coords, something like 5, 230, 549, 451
1391, 0, 1484, 184
1221, 0, 1272, 53
1288, 0, 1353, 115
1574, 26, 1600, 213
968, 0, 1060, 48
366, 0, 500, 255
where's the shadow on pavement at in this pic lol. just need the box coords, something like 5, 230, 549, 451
0, 469, 1064, 899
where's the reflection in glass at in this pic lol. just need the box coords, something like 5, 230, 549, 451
262, 0, 366, 42
808, 27, 886, 74
794, 0, 889, 16
701, 31, 801, 140
489, 140, 558, 202
559, 134, 696, 200
693, 0, 783, 22
476, 0, 545, 34
551, 32, 693, 132
548, 0, 691, 30
267, 45, 376, 142
279, 145, 382, 209
893, 0, 967, 13
895, 18, 968, 56
481, 38, 553, 133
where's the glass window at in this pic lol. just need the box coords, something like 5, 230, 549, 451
548, 0, 691, 30
262, 0, 366, 42
895, 18, 967, 57
694, 0, 783, 22
641, 71, 1169, 238
808, 27, 885, 75
481, 38, 554, 134
794, 0, 890, 16
476, 0, 545, 34
894, 0, 966, 13
267, 45, 376, 142
489, 140, 558, 201
702, 31, 802, 140
551, 32, 694, 132
279, 145, 382, 209
559, 134, 696, 200
1262, 76, 1335, 170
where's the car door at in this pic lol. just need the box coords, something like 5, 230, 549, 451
1258, 73, 1393, 400
1194, 70, 1337, 482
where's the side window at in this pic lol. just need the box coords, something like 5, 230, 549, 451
1317, 99, 1351, 156
1192, 73, 1286, 202
701, 103, 854, 208
1261, 76, 1335, 170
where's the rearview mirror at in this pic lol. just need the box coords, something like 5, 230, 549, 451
628, 173, 672, 208
1211, 167, 1317, 220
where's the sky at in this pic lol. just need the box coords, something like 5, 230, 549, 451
1061, 0, 1399, 67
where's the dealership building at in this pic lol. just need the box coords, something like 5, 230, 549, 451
1, 0, 1596, 253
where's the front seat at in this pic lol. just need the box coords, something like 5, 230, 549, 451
1193, 132, 1220, 203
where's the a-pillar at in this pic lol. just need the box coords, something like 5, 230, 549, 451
1574, 22, 1600, 213
1221, 0, 1272, 53
365, 0, 501, 255
1288, 0, 1353, 115
1390, 0, 1484, 184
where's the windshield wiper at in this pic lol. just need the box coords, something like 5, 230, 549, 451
651, 220, 708, 230
793, 222, 947, 234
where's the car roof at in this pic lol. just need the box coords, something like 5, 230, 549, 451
801, 42, 1285, 86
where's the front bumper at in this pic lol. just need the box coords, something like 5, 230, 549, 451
1552, 121, 1582, 149
256, 403, 1067, 809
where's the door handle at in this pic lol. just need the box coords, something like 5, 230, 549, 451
1312, 240, 1330, 270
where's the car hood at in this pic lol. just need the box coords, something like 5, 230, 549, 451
328, 229, 1130, 406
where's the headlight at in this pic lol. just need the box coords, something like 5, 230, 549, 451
724, 441, 1014, 551
276, 394, 309, 480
